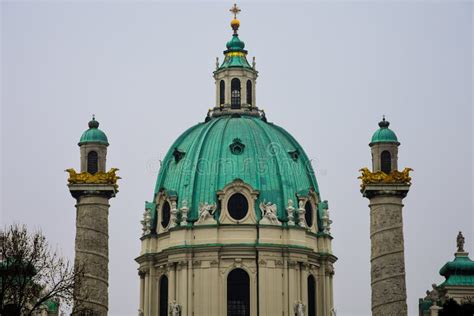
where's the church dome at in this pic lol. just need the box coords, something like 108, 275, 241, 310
370, 117, 398, 145
78, 116, 109, 146
153, 114, 320, 222
226, 34, 245, 51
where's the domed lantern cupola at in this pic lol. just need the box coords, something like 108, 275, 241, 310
213, 4, 258, 115
78, 115, 109, 174
369, 116, 400, 174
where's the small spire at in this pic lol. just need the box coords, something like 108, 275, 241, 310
230, 3, 241, 34
88, 115, 99, 129
378, 116, 390, 128
230, 3, 241, 19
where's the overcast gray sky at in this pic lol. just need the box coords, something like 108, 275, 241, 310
1, 1, 472, 316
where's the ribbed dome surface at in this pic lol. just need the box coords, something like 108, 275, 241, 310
154, 115, 320, 221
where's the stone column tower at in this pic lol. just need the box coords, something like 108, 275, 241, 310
359, 118, 412, 316
67, 116, 119, 315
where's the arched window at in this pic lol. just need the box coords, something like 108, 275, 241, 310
381, 151, 392, 174
220, 80, 225, 105
227, 193, 249, 220
305, 201, 313, 227
227, 269, 250, 316
308, 275, 316, 316
87, 151, 98, 174
159, 275, 168, 316
161, 201, 171, 228
246, 80, 252, 105
231, 78, 241, 109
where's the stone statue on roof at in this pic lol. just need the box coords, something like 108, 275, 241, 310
457, 231, 465, 252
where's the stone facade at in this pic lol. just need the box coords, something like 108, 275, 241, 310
136, 224, 336, 316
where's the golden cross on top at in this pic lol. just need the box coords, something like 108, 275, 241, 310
230, 3, 241, 19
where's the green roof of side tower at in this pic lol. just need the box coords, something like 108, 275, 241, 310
79, 116, 109, 146
370, 117, 399, 145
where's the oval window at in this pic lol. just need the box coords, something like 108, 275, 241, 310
227, 193, 249, 220
161, 201, 171, 228
305, 201, 313, 227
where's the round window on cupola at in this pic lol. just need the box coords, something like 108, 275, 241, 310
305, 200, 313, 227
227, 193, 249, 220
161, 201, 171, 228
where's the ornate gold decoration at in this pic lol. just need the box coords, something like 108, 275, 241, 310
226, 51, 245, 57
65, 168, 120, 189
358, 167, 413, 189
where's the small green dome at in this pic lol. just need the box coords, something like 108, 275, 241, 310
226, 34, 245, 51
79, 116, 109, 146
439, 253, 474, 286
370, 117, 398, 144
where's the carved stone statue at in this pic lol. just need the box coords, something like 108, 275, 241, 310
298, 200, 306, 228
321, 200, 332, 234
259, 201, 280, 225
286, 199, 295, 225
138, 309, 144, 316
196, 202, 217, 224
141, 210, 151, 235
428, 283, 439, 303
252, 56, 256, 69
180, 199, 189, 224
169, 300, 181, 316
170, 200, 178, 227
457, 231, 465, 252
215, 57, 219, 70
293, 300, 305, 316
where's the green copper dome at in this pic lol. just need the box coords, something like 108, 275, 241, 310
78, 116, 109, 146
217, 26, 253, 70
439, 253, 474, 286
153, 115, 321, 224
226, 34, 245, 50
370, 117, 398, 145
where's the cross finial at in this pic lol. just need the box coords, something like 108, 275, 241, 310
230, 3, 241, 19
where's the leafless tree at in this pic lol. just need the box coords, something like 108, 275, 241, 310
0, 224, 86, 316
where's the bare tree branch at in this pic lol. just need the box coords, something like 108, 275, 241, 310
0, 224, 86, 316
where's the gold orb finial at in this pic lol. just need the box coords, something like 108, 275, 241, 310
229, 3, 241, 33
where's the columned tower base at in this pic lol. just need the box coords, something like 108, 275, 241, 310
69, 184, 116, 315
364, 184, 409, 316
